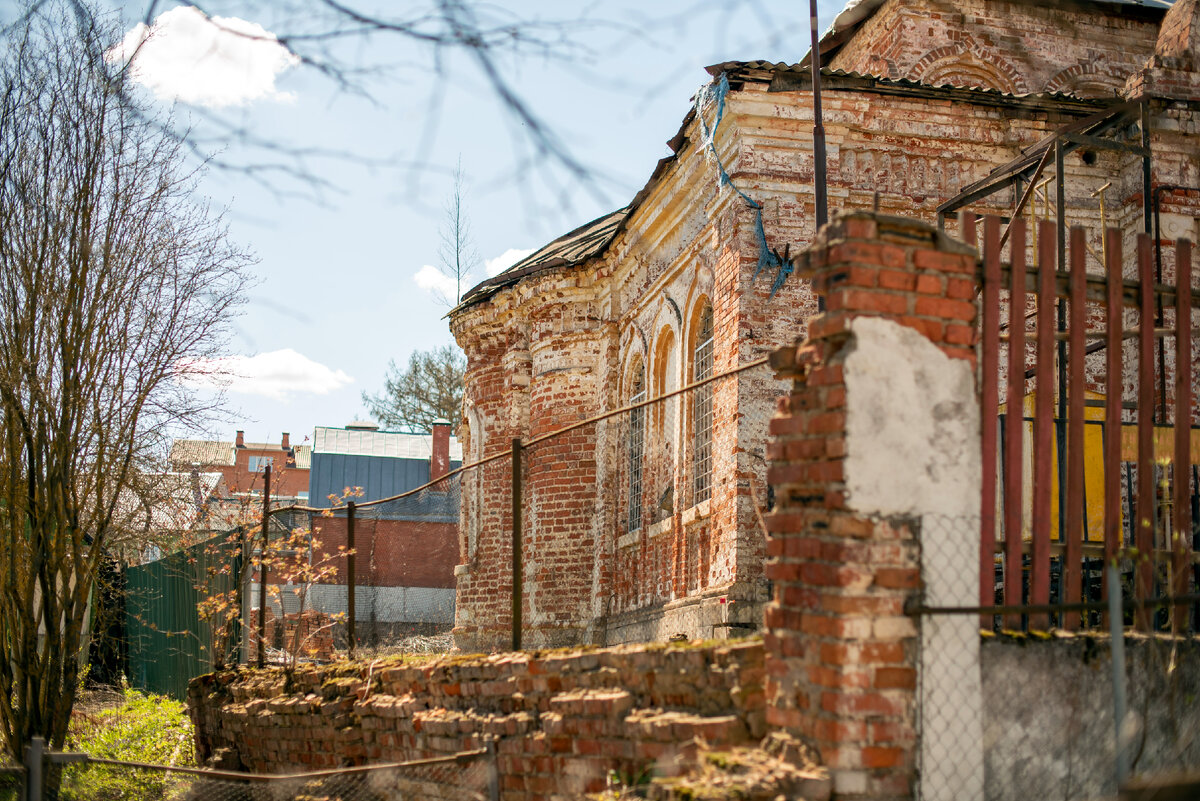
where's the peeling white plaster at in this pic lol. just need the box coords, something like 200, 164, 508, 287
841, 316, 984, 801
842, 316, 980, 521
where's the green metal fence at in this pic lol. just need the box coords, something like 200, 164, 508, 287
125, 531, 243, 699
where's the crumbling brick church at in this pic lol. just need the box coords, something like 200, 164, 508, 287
448, 0, 1200, 652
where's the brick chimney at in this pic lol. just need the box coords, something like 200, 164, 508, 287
281, 432, 290, 450
235, 430, 245, 448
431, 420, 451, 481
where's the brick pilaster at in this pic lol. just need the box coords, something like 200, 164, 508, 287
764, 212, 978, 800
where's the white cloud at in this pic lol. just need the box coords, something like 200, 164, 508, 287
107, 6, 299, 108
485, 248, 534, 277
414, 264, 458, 299
177, 349, 353, 400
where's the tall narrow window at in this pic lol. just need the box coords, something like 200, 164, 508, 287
693, 307, 714, 503
627, 365, 646, 531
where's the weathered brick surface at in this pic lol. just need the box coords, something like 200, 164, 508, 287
312, 516, 457, 589
828, 0, 1163, 96
189, 640, 767, 798
448, 0, 1200, 654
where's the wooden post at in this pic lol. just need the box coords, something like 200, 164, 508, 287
980, 216, 1001, 619
1103, 228, 1124, 626
1137, 235, 1156, 630
1031, 220, 1056, 629
1064, 226, 1087, 629
1004, 219, 1028, 629
257, 464, 271, 668
347, 500, 356, 658
1173, 239, 1193, 633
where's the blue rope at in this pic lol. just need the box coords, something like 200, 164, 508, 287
695, 75, 788, 295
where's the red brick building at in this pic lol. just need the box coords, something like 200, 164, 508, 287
449, 0, 1200, 652
306, 423, 462, 641
169, 430, 312, 500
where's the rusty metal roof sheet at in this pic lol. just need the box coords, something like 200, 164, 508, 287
293, 444, 312, 470
454, 207, 630, 310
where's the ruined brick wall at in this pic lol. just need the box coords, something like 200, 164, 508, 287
764, 212, 981, 801
189, 640, 770, 797
829, 0, 1163, 96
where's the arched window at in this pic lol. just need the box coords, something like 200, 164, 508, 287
627, 363, 646, 532
692, 306, 714, 503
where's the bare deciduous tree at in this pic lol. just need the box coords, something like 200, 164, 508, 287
0, 3, 251, 760
361, 346, 465, 433
435, 161, 482, 307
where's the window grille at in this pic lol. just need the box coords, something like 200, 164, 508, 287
627, 368, 646, 532
693, 308, 714, 503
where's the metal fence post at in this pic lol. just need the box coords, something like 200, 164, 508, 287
258, 464, 271, 668
24, 737, 42, 801
1108, 563, 1130, 789
347, 500, 356, 659
511, 438, 523, 652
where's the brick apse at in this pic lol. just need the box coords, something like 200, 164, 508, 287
447, 0, 1200, 652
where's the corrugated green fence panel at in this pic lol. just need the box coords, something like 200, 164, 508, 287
125, 532, 242, 699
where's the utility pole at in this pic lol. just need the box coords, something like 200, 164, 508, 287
810, 0, 828, 231
810, 0, 829, 312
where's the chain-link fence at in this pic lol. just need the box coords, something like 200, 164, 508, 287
446, 354, 780, 650
264, 474, 461, 660
36, 747, 495, 801
914, 513, 1200, 801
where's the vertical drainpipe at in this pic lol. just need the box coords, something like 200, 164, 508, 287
810, 0, 829, 312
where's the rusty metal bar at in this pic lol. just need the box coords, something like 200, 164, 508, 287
906, 592, 1200, 618
982, 265, 1200, 310
347, 500, 356, 658
981, 217, 1002, 615
1137, 234, 1156, 630
1000, 327, 1173, 342
1000, 147, 1055, 250
1065, 226, 1087, 630
511, 437, 523, 651
902, 592, 1195, 618
1005, 219, 1028, 626
258, 464, 271, 668
991, 538, 1200, 563
1031, 220, 1056, 628
963, 212, 978, 250
1104, 228, 1124, 622
1174, 238, 1193, 634
1055, 144, 1068, 557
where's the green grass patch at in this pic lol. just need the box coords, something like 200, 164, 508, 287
61, 690, 194, 800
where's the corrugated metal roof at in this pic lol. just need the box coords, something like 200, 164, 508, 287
313, 426, 463, 461
454, 207, 629, 310
292, 444, 312, 470
170, 439, 236, 467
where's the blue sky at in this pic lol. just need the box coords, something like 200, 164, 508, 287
34, 1, 845, 445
